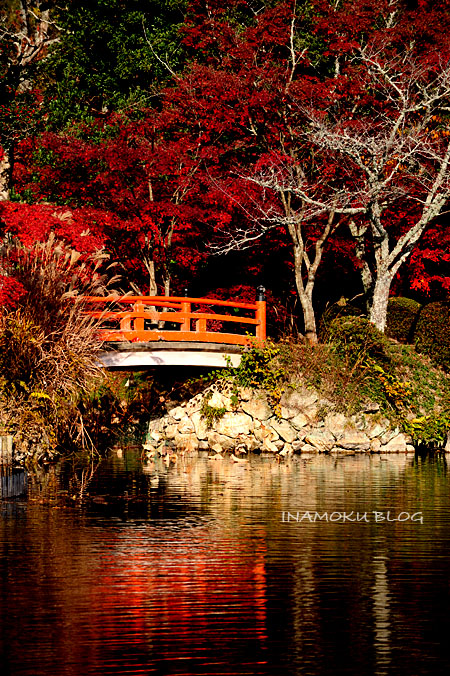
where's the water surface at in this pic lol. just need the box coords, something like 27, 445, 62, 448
1, 451, 449, 675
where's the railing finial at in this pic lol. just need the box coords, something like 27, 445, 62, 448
257, 285, 266, 302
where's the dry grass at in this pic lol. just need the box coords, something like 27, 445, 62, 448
0, 234, 120, 463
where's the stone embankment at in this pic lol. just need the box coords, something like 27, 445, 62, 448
145, 384, 415, 457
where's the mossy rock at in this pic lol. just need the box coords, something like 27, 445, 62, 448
328, 315, 392, 367
414, 302, 450, 372
385, 297, 422, 343
318, 302, 366, 343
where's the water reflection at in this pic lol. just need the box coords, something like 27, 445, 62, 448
372, 550, 391, 676
1, 451, 449, 676
0, 467, 27, 499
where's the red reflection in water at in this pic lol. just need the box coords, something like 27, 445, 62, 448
86, 523, 268, 672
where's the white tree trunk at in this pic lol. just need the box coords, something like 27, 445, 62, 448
0, 147, 12, 201
369, 273, 392, 333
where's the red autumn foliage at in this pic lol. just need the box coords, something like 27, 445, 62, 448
2, 0, 449, 337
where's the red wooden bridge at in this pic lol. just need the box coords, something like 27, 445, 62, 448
83, 288, 266, 368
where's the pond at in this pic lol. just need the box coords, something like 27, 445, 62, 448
1, 450, 449, 676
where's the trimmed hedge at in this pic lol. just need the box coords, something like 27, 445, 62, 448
385, 297, 422, 343
414, 302, 450, 372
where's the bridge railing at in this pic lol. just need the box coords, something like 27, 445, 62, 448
83, 291, 266, 346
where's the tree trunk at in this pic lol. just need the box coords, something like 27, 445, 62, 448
293, 246, 318, 345
369, 273, 392, 333
148, 260, 158, 296
0, 146, 13, 201
348, 219, 373, 311
300, 292, 318, 345
159, 274, 171, 329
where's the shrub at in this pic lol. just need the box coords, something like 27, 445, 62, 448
327, 316, 392, 367
385, 297, 422, 343
196, 340, 285, 417
318, 301, 365, 343
325, 316, 417, 413
404, 412, 450, 451
414, 302, 450, 372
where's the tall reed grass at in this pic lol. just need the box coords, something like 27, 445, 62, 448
0, 234, 119, 463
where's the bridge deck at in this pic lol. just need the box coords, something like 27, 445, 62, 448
99, 341, 243, 369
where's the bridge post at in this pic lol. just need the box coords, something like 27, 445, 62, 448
255, 286, 266, 342
134, 301, 145, 332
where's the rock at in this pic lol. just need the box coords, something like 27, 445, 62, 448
324, 413, 348, 440
380, 427, 400, 445
281, 389, 318, 412
364, 402, 380, 413
148, 430, 162, 442
353, 416, 368, 431
164, 424, 178, 439
280, 443, 294, 456
208, 390, 234, 411
177, 417, 195, 434
170, 406, 186, 420
290, 413, 309, 430
370, 438, 382, 453
291, 440, 304, 453
239, 387, 253, 401
406, 444, 416, 453
191, 411, 209, 440
230, 454, 249, 463
185, 396, 203, 415
280, 406, 296, 420
330, 447, 356, 455
382, 433, 407, 453
207, 431, 235, 450
263, 438, 279, 453
254, 422, 279, 443
269, 418, 297, 443
216, 412, 254, 438
243, 436, 260, 452
445, 432, 450, 453
148, 418, 163, 434
143, 441, 157, 453
210, 443, 223, 454
367, 422, 389, 439
305, 429, 335, 452
242, 396, 272, 421
338, 432, 371, 451
300, 443, 320, 453
173, 433, 199, 453
303, 404, 319, 422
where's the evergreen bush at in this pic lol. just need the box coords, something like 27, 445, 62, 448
414, 302, 450, 372
385, 296, 421, 343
